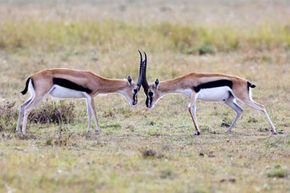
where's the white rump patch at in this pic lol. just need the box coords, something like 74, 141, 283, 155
28, 79, 35, 97
249, 87, 253, 101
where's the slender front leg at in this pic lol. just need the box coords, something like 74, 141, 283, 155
85, 97, 92, 133
84, 94, 101, 134
188, 93, 200, 135
90, 99, 101, 134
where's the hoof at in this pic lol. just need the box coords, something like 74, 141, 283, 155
16, 130, 23, 135
85, 130, 93, 137
95, 129, 101, 135
271, 130, 278, 135
193, 131, 200, 136
16, 133, 28, 140
85, 130, 101, 139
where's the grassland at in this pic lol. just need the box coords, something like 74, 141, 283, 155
0, 1, 289, 193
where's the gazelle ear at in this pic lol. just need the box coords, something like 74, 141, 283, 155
155, 78, 160, 88
127, 75, 132, 85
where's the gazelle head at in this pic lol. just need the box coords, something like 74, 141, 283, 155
143, 79, 162, 108
123, 50, 147, 106
140, 53, 162, 109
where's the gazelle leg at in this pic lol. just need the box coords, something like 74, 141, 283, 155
85, 96, 92, 133
244, 100, 277, 134
224, 97, 243, 133
90, 99, 101, 134
188, 93, 200, 135
84, 93, 100, 134
16, 96, 34, 133
21, 96, 44, 135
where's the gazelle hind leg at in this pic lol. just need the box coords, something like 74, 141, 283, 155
243, 100, 277, 134
233, 86, 277, 134
17, 80, 36, 134
21, 96, 45, 135
224, 97, 243, 133
16, 96, 34, 133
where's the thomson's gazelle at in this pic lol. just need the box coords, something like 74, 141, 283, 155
141, 62, 277, 135
17, 52, 147, 135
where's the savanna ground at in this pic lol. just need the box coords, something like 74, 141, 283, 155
0, 1, 289, 193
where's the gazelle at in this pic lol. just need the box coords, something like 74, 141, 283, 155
141, 58, 277, 135
16, 51, 147, 135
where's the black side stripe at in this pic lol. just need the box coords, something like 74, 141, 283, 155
52, 78, 92, 94
193, 79, 233, 93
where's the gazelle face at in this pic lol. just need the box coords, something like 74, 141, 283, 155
131, 85, 139, 106
145, 79, 161, 108
124, 76, 140, 106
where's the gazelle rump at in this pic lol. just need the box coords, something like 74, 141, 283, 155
17, 52, 147, 135
142, 65, 277, 135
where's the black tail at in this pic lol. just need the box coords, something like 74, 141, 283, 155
21, 77, 31, 95
247, 81, 256, 90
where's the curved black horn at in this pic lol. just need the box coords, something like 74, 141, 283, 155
141, 51, 149, 93
138, 50, 143, 71
136, 50, 143, 88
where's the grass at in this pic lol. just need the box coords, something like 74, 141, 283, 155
0, 20, 289, 54
0, 1, 290, 193
267, 165, 288, 178
0, 51, 289, 192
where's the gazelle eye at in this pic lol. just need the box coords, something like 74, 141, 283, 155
148, 91, 153, 97
133, 88, 138, 93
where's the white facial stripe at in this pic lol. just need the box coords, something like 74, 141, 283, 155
117, 90, 133, 105
197, 86, 231, 101
49, 85, 86, 98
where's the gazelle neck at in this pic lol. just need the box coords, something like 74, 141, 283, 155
96, 77, 128, 94
159, 78, 188, 94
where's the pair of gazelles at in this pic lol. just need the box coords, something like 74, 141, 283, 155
16, 51, 277, 136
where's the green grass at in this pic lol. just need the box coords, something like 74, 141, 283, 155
0, 54, 289, 192
0, 20, 289, 53
267, 165, 288, 178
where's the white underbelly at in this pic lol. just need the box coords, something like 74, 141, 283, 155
197, 86, 231, 101
49, 85, 86, 98
176, 89, 192, 96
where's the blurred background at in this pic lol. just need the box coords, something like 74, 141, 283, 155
0, 0, 289, 97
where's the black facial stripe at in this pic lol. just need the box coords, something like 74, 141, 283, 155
146, 94, 153, 107
193, 79, 233, 93
133, 92, 137, 101
52, 78, 92, 93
